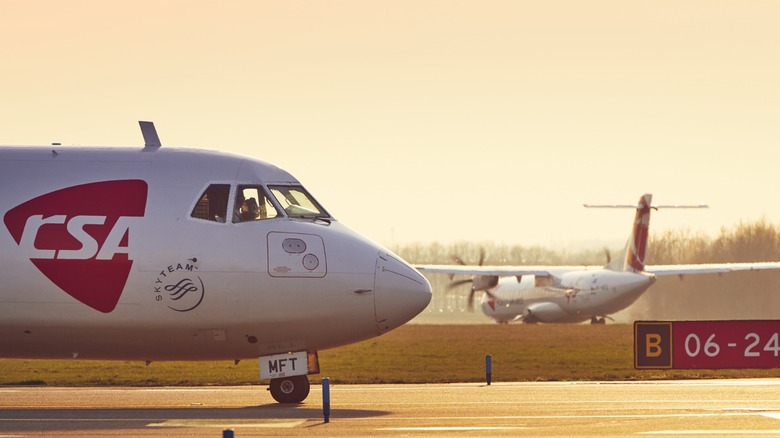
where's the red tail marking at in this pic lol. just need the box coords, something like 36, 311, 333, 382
627, 194, 652, 272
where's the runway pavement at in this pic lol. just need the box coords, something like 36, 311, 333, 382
2, 379, 780, 436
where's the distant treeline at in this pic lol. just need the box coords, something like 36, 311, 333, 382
394, 220, 780, 322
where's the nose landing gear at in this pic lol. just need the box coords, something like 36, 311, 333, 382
268, 375, 311, 403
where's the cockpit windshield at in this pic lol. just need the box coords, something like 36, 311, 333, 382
269, 185, 330, 220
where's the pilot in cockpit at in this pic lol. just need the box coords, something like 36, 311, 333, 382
235, 187, 273, 222
241, 197, 260, 221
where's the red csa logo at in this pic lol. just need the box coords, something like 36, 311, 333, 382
3, 180, 148, 313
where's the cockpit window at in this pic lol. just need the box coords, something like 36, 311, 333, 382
233, 185, 280, 223
269, 185, 330, 219
191, 184, 230, 222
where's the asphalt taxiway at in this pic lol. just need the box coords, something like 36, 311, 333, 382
2, 380, 780, 436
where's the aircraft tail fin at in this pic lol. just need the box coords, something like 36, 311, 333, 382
623, 194, 653, 272
585, 194, 707, 273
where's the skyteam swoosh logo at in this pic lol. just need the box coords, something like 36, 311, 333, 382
3, 180, 148, 313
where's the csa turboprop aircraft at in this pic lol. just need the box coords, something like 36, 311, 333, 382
417, 194, 780, 324
0, 122, 431, 403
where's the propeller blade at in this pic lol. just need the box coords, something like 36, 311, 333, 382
447, 279, 473, 290
447, 249, 491, 312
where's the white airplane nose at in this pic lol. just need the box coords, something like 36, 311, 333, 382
374, 251, 432, 334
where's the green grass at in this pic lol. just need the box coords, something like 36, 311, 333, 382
1, 324, 777, 386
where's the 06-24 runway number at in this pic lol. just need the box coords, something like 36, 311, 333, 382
635, 320, 780, 369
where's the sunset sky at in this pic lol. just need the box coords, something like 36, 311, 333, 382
2, 1, 779, 249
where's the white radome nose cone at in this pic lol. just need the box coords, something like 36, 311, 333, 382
374, 251, 432, 334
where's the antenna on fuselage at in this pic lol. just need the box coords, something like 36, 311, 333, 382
139, 121, 161, 150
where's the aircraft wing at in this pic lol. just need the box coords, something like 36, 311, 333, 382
416, 262, 780, 278
645, 262, 780, 276
414, 264, 601, 277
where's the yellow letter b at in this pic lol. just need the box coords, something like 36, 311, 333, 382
646, 334, 662, 357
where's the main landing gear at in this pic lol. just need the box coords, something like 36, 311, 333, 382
268, 375, 311, 403
590, 316, 607, 325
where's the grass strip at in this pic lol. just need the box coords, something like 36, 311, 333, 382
1, 324, 776, 386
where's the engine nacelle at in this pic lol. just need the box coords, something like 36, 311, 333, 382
524, 302, 568, 323
473, 275, 498, 291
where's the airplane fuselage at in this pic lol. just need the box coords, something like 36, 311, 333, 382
0, 146, 431, 361
481, 269, 656, 323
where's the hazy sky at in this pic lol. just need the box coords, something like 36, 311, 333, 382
2, 1, 778, 249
